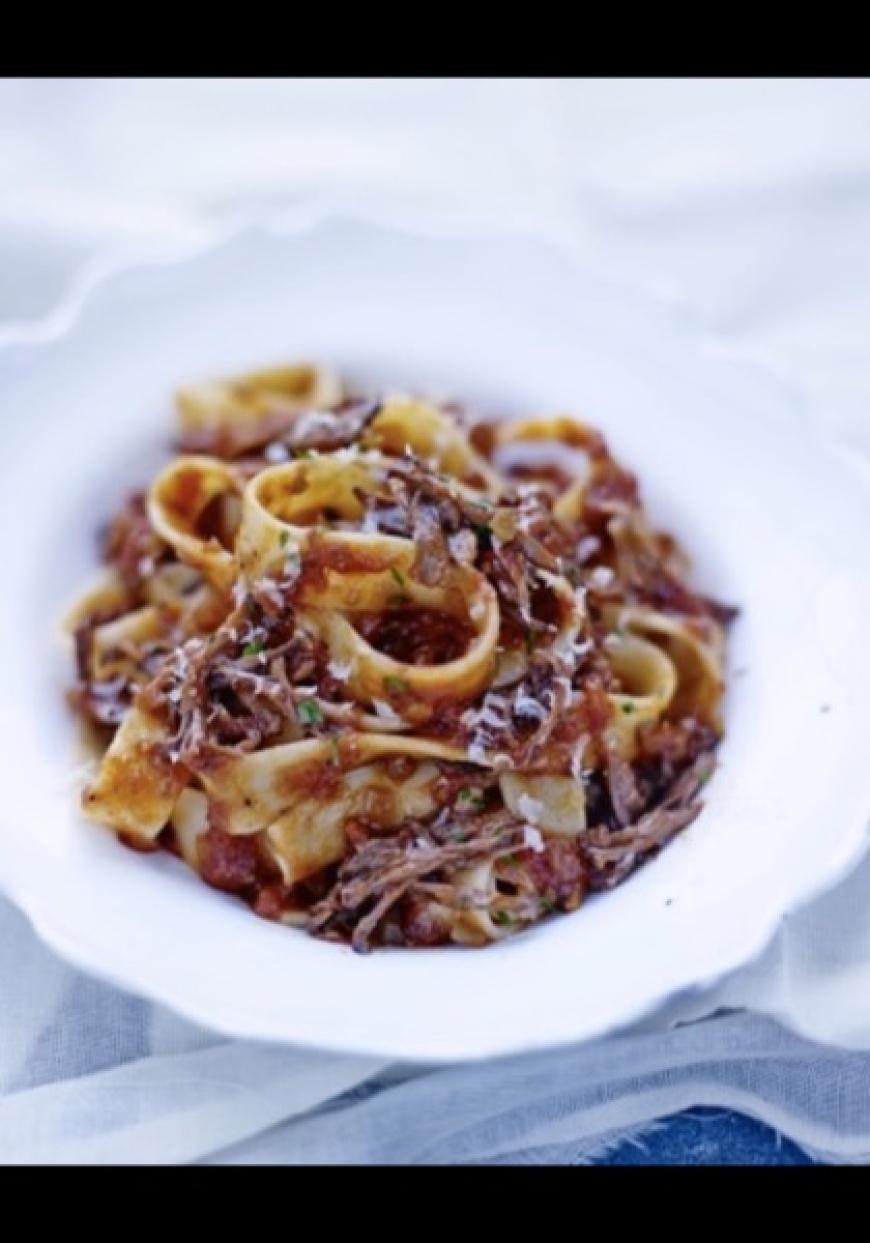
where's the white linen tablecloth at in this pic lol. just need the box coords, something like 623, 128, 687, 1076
2, 77, 870, 1164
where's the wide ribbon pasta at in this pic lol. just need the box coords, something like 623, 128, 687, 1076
148, 455, 242, 591
70, 361, 733, 951
237, 454, 500, 707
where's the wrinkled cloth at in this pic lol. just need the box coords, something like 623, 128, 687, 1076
1, 77, 870, 1164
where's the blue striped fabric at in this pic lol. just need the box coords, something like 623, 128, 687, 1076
600, 1109, 815, 1165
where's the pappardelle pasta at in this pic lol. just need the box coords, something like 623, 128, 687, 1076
66, 363, 736, 950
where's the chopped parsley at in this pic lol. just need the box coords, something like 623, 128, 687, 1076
539, 898, 557, 915
491, 911, 514, 927
297, 698, 323, 726
383, 675, 410, 695
456, 787, 485, 811
621, 701, 635, 715
279, 529, 290, 548
389, 566, 405, 588
242, 640, 266, 657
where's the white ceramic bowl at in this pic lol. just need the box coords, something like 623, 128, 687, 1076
1, 217, 869, 1062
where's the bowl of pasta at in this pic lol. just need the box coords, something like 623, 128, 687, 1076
0, 216, 868, 1061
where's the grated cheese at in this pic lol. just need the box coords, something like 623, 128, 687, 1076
327, 658, 353, 682
469, 595, 486, 622
514, 687, 548, 722
521, 825, 545, 852
466, 741, 488, 766
294, 410, 337, 439
448, 529, 476, 563
371, 698, 402, 723
576, 536, 600, 563
516, 793, 545, 825
264, 442, 290, 463
570, 735, 591, 781
589, 565, 615, 589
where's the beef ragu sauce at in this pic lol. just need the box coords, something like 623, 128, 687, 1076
101, 491, 171, 599
504, 461, 575, 495
195, 491, 240, 552
73, 381, 736, 951
294, 535, 399, 593
354, 608, 474, 666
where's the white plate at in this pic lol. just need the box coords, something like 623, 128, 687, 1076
1, 217, 869, 1063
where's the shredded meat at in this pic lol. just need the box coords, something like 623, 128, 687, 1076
609, 514, 738, 625
605, 740, 643, 828
310, 810, 528, 952
355, 608, 473, 667
525, 838, 588, 910
276, 399, 381, 455
636, 717, 719, 778
305, 740, 715, 949
177, 398, 381, 461
140, 577, 315, 767
410, 497, 452, 587
584, 753, 713, 888
102, 491, 170, 597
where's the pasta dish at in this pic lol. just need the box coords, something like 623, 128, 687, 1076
66, 363, 735, 950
